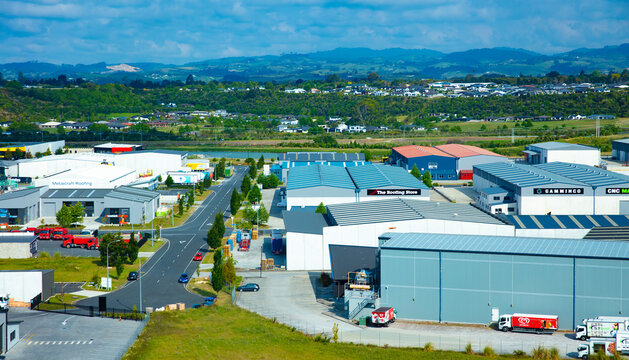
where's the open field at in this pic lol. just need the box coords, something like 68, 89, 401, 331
123, 304, 525, 360
0, 255, 143, 290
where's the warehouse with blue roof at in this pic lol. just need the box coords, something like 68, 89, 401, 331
286, 164, 429, 210
376, 232, 629, 330
274, 152, 368, 182
474, 161, 629, 215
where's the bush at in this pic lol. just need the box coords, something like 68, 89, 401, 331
465, 343, 474, 355
423, 342, 434, 352
531, 345, 550, 360
313, 333, 330, 344
483, 346, 495, 357
39, 251, 50, 258
513, 349, 527, 357
549, 347, 560, 360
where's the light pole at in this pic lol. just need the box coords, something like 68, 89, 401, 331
106, 239, 121, 291
139, 256, 143, 312
257, 202, 261, 278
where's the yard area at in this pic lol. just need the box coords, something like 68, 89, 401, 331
0, 254, 143, 291
101, 190, 214, 230
123, 303, 522, 360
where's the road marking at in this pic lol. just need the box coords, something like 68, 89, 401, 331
89, 340, 93, 344
61, 316, 73, 326
65, 341, 69, 344
52, 341, 56, 344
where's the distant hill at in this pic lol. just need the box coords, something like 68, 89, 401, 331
1, 43, 628, 83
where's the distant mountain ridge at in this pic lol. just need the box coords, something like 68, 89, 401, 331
1, 43, 628, 83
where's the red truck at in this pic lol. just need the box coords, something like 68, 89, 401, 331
38, 228, 51, 240
499, 313, 558, 334
371, 307, 396, 327
51, 227, 68, 240
61, 234, 99, 250
239, 238, 250, 251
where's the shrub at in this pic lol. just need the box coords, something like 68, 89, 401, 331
483, 346, 495, 357
513, 349, 527, 357
531, 345, 550, 360
314, 333, 330, 344
465, 343, 474, 355
423, 342, 434, 352
549, 347, 560, 360
332, 323, 339, 343
39, 251, 50, 258
53, 251, 61, 259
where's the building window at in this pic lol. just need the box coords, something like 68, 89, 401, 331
438, 175, 444, 179
493, 196, 500, 200
428, 162, 438, 169
10, 330, 16, 341
508, 208, 514, 212
495, 208, 503, 214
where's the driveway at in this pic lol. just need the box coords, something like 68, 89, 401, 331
234, 271, 583, 358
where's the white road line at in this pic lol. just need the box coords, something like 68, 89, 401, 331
46, 341, 50, 345
88, 340, 93, 344
65, 341, 69, 344
61, 316, 73, 326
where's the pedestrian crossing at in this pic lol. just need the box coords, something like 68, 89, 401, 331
25, 340, 94, 345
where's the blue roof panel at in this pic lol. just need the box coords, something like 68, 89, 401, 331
346, 164, 428, 190
380, 232, 629, 260
535, 162, 629, 187
286, 164, 356, 190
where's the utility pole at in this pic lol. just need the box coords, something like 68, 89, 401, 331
139, 257, 143, 312
511, 128, 515, 144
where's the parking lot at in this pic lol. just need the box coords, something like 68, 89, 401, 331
37, 240, 99, 257
235, 271, 584, 358
7, 308, 146, 360
232, 234, 286, 271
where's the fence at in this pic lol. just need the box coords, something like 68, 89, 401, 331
236, 301, 577, 358
33, 300, 146, 321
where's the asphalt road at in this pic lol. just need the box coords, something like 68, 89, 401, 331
77, 166, 246, 311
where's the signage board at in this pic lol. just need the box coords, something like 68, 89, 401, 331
533, 188, 584, 195
605, 188, 629, 194
367, 189, 422, 196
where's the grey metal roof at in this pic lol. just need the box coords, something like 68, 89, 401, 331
282, 210, 329, 235
42, 188, 111, 199
474, 162, 584, 188
105, 186, 159, 203
0, 234, 37, 243
279, 152, 365, 162
0, 187, 41, 200
535, 162, 629, 187
479, 187, 509, 195
286, 164, 356, 190
329, 245, 378, 281
613, 139, 629, 145
379, 232, 629, 260
346, 164, 428, 190
327, 198, 507, 226
528, 142, 596, 151
115, 149, 186, 156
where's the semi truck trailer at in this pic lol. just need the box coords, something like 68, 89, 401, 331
498, 313, 558, 334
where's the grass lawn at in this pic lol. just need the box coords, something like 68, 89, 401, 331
139, 239, 165, 253
101, 190, 214, 230
0, 255, 143, 291
124, 303, 520, 360
37, 293, 86, 310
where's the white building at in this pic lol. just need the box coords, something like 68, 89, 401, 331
34, 165, 137, 189
283, 199, 514, 271
0, 234, 37, 258
523, 142, 600, 167
0, 270, 54, 304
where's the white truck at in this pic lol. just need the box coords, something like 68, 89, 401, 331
578, 332, 629, 359
0, 293, 9, 310
576, 317, 629, 340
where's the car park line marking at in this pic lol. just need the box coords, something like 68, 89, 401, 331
89, 340, 93, 344
61, 316, 73, 325
65, 341, 69, 344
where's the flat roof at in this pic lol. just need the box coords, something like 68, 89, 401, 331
502, 214, 629, 229
536, 162, 629, 187
0, 234, 37, 243
379, 232, 629, 260
327, 198, 507, 226
0, 187, 41, 200
474, 162, 584, 188
528, 142, 598, 151
282, 210, 329, 235
346, 164, 428, 190
105, 186, 159, 202
613, 139, 629, 145
286, 164, 356, 190
279, 152, 365, 162
435, 144, 506, 158
393, 145, 454, 159
480, 187, 509, 195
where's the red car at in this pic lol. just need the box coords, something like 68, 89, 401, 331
193, 252, 203, 261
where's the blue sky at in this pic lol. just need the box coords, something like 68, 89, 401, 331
0, 0, 628, 64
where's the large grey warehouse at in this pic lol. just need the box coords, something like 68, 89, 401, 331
378, 232, 629, 330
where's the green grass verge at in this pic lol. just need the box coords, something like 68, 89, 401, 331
0, 255, 142, 290
124, 304, 521, 360
37, 293, 87, 311
139, 239, 165, 253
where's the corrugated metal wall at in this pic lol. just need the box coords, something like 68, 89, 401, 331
380, 248, 629, 330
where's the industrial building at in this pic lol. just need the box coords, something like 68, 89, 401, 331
524, 142, 600, 166
0, 309, 21, 356
474, 161, 629, 215
0, 141, 65, 159
0, 234, 37, 258
93, 143, 143, 153
286, 164, 428, 210
101, 187, 161, 224
377, 232, 629, 330
40, 188, 110, 218
0, 187, 46, 224
283, 198, 513, 271
390, 144, 506, 180
274, 152, 367, 181
612, 139, 629, 162
0, 270, 54, 305
34, 165, 137, 189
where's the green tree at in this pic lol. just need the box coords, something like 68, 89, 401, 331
127, 233, 138, 263
187, 189, 195, 207
56, 205, 73, 228
69, 203, 84, 224
241, 175, 251, 195
422, 171, 433, 188
244, 203, 269, 225
248, 164, 257, 179
165, 175, 174, 187
216, 158, 226, 178
410, 164, 421, 180
230, 190, 241, 215
115, 260, 125, 278
245, 157, 255, 167
207, 225, 222, 249
267, 174, 280, 188
157, 175, 162, 182
214, 211, 225, 238
315, 202, 327, 214
248, 184, 262, 204
360, 149, 372, 161
222, 257, 236, 286
257, 155, 265, 169
178, 197, 185, 216
54, 148, 64, 155
211, 251, 225, 291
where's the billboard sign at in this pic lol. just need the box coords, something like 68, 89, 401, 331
533, 188, 584, 195
367, 189, 422, 196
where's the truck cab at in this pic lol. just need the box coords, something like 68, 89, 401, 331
578, 339, 617, 359
499, 315, 512, 331
0, 293, 9, 310
576, 325, 587, 340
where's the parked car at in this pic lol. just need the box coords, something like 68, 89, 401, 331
178, 273, 189, 283
127, 271, 138, 281
236, 283, 260, 292
193, 252, 203, 261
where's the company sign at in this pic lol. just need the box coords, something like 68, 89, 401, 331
51, 180, 94, 188
605, 188, 629, 194
533, 188, 584, 195
367, 189, 422, 196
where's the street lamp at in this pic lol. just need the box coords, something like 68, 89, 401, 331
106, 239, 122, 291
139, 256, 143, 312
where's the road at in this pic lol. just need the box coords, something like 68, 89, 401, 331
78, 166, 246, 311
